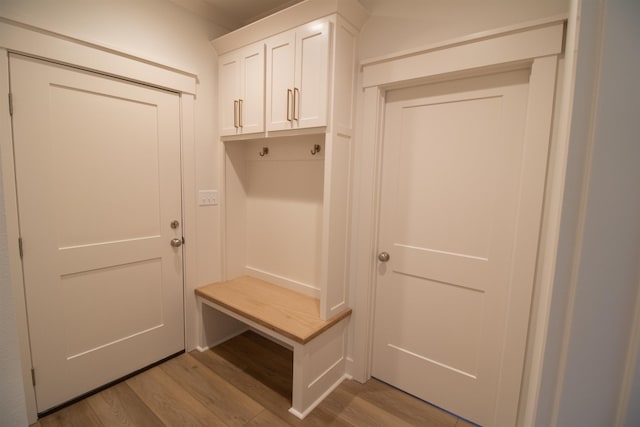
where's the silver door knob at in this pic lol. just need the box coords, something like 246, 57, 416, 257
378, 251, 390, 262
170, 238, 183, 248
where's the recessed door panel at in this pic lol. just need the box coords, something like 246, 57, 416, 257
373, 69, 538, 426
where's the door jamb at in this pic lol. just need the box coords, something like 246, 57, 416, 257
349, 16, 566, 426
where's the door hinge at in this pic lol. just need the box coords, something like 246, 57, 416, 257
18, 237, 23, 258
31, 368, 36, 386
8, 93, 13, 116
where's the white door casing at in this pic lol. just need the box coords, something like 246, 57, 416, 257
10, 54, 185, 412
373, 69, 531, 426
350, 19, 564, 427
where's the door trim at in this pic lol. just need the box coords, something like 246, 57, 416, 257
349, 17, 566, 426
0, 20, 197, 424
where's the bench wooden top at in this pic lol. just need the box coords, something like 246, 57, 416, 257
195, 276, 351, 344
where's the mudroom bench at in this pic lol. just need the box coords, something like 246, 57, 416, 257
195, 276, 352, 419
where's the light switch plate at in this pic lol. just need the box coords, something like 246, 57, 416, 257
198, 190, 218, 206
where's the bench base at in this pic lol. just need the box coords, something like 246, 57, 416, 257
196, 279, 351, 419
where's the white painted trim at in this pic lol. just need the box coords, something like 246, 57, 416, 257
517, 3, 581, 426
495, 54, 559, 427
181, 93, 199, 352
360, 14, 567, 68
0, 48, 38, 426
351, 19, 566, 426
0, 18, 198, 95
348, 85, 385, 383
361, 20, 564, 89
0, 23, 198, 422
550, 2, 606, 425
244, 266, 321, 298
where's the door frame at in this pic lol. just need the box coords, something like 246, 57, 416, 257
0, 18, 198, 424
349, 16, 567, 426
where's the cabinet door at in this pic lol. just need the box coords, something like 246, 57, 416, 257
295, 21, 330, 129
239, 44, 265, 134
266, 30, 296, 131
219, 52, 241, 136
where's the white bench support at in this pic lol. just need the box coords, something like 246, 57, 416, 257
196, 290, 350, 419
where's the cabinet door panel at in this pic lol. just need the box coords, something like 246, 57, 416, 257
295, 21, 330, 129
219, 53, 241, 136
240, 44, 265, 134
266, 31, 296, 131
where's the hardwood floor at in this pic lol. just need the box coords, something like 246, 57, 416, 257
32, 331, 477, 427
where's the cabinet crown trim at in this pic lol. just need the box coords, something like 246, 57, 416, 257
211, 0, 368, 55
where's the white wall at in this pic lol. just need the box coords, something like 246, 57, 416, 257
358, 0, 568, 60
542, 0, 640, 426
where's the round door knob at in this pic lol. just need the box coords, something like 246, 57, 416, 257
378, 251, 390, 262
170, 238, 183, 248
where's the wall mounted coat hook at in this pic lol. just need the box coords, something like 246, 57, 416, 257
259, 147, 269, 157
310, 144, 321, 155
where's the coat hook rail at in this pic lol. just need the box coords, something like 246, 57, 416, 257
259, 147, 269, 157
310, 144, 321, 155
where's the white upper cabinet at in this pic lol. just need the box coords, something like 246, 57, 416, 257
219, 42, 265, 136
266, 20, 330, 132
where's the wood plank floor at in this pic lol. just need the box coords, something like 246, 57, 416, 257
32, 331, 477, 427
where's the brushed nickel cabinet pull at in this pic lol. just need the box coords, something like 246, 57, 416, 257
293, 87, 300, 121
233, 100, 239, 128
287, 89, 293, 122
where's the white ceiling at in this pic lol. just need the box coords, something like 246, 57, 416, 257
171, 0, 306, 31
203, 0, 304, 26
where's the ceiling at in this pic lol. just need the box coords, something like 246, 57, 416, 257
203, 0, 304, 27
171, 0, 306, 31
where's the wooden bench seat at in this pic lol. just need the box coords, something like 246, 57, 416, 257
195, 276, 351, 344
195, 275, 352, 419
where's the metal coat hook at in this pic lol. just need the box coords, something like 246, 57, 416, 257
310, 144, 321, 155
259, 147, 269, 157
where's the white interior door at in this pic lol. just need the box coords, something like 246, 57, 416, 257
372, 68, 544, 426
10, 54, 185, 412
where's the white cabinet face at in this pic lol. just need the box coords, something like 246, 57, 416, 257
295, 21, 330, 129
219, 43, 265, 136
266, 21, 330, 132
219, 53, 241, 136
240, 46, 265, 134
266, 31, 296, 131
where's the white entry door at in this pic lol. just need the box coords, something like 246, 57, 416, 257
372, 69, 546, 426
10, 54, 185, 412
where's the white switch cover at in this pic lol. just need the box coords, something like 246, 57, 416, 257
198, 190, 218, 206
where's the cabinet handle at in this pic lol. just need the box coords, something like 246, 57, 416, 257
293, 88, 300, 121
238, 99, 243, 127
287, 89, 293, 122
233, 100, 239, 128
